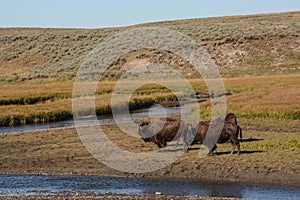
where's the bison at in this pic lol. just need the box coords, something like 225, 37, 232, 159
220, 122, 240, 154
225, 112, 242, 141
185, 113, 242, 155
138, 117, 193, 150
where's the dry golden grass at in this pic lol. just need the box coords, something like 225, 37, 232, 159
225, 75, 300, 119
0, 98, 72, 117
227, 87, 299, 117
0, 81, 74, 99
190, 74, 300, 120
0, 80, 173, 99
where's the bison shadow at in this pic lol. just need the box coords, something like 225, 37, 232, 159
214, 150, 264, 155
157, 148, 184, 153
186, 147, 201, 151
241, 138, 264, 143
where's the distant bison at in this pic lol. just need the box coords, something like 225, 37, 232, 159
138, 117, 192, 150
225, 112, 242, 141
191, 120, 210, 145
220, 122, 240, 154
185, 113, 242, 155
193, 91, 210, 99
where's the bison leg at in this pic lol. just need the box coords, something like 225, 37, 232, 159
237, 143, 240, 155
230, 139, 240, 154
157, 140, 167, 148
208, 145, 217, 156
230, 142, 234, 154
157, 142, 162, 148
153, 135, 163, 148
179, 139, 188, 151
162, 137, 167, 147
176, 134, 183, 147
181, 125, 193, 151
183, 144, 188, 152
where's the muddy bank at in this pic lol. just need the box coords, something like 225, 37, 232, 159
0, 126, 299, 188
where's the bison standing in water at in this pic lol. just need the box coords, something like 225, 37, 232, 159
138, 117, 193, 149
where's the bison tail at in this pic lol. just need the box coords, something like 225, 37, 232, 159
238, 125, 243, 142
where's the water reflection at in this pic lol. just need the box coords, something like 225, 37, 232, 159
206, 186, 243, 198
0, 175, 299, 200
0, 106, 182, 134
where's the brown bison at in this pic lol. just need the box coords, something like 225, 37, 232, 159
185, 113, 242, 155
220, 122, 240, 154
225, 112, 242, 141
138, 117, 193, 150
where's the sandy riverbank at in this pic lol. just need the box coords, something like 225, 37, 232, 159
0, 124, 299, 188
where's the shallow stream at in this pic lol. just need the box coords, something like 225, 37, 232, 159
0, 106, 182, 134
0, 175, 299, 199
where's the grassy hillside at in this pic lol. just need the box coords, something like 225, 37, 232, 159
0, 11, 299, 127
0, 11, 300, 82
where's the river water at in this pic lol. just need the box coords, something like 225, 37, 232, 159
0, 106, 182, 134
0, 175, 299, 199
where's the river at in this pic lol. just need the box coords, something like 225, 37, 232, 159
0, 106, 182, 134
0, 175, 299, 199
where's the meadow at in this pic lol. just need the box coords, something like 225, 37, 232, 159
0, 74, 299, 129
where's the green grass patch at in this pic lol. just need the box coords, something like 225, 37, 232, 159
242, 139, 300, 151
0, 94, 179, 127
0, 110, 73, 126
0, 95, 68, 106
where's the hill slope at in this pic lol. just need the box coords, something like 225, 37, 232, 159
0, 11, 300, 82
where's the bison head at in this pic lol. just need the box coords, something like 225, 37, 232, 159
224, 123, 238, 138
